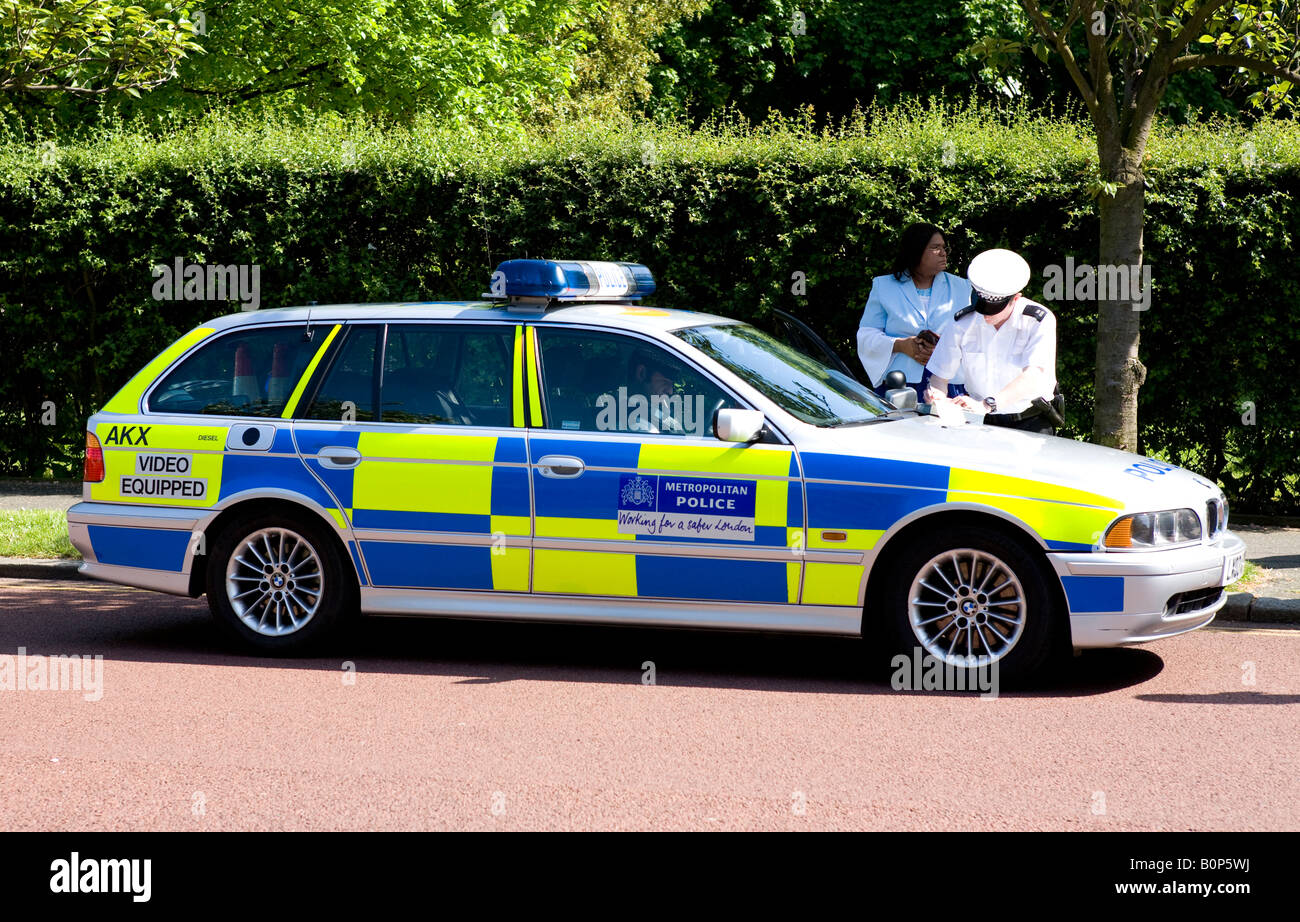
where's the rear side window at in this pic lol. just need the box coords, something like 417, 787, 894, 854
147, 325, 317, 417
304, 323, 514, 426
381, 324, 513, 426
305, 326, 380, 422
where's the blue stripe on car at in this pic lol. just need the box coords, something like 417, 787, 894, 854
635, 555, 787, 603
1061, 575, 1125, 613
88, 525, 190, 572
360, 542, 494, 589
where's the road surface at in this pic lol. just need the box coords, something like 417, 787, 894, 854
1, 578, 1296, 830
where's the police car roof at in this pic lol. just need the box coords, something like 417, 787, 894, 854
201, 301, 735, 335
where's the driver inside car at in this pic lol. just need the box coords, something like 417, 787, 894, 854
627, 349, 686, 434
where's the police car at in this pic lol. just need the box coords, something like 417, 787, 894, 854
66, 260, 1246, 680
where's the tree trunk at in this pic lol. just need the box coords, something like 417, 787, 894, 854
1092, 147, 1148, 452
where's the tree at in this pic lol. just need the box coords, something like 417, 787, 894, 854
111, 0, 603, 126
0, 1, 202, 101
542, 0, 709, 122
984, 2, 1300, 451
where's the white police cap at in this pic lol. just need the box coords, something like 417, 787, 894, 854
967, 248, 1031, 300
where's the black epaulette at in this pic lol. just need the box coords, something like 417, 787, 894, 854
1022, 302, 1047, 321
952, 305, 976, 322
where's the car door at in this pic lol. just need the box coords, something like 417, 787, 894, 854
295, 320, 531, 593
525, 324, 804, 606
763, 309, 867, 385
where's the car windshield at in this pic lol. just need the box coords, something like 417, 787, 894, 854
674, 322, 894, 426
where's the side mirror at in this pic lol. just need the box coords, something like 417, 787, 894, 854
715, 408, 765, 443
885, 387, 917, 410
881, 370, 915, 409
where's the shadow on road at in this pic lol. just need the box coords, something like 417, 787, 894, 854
1135, 691, 1300, 705
0, 580, 1167, 698
1248, 553, 1300, 569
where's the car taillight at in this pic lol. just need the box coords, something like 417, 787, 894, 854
84, 431, 104, 483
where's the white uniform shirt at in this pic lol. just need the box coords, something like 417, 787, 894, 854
926, 298, 1057, 415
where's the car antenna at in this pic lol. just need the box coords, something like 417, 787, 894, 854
303, 301, 317, 341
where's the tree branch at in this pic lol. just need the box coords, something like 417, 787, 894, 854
1061, 1, 1084, 36
181, 60, 333, 102
1021, 0, 1100, 119
1079, 0, 1115, 120
1169, 53, 1300, 83
1125, 0, 1244, 152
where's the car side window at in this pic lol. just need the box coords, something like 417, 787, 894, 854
379, 324, 514, 426
148, 325, 317, 417
305, 325, 380, 422
535, 328, 737, 437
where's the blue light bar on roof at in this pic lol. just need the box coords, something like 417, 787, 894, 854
491, 259, 656, 301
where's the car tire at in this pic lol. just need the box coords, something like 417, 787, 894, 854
206, 511, 354, 655
878, 524, 1062, 686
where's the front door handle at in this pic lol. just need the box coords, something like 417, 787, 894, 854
318, 446, 362, 469
537, 454, 585, 479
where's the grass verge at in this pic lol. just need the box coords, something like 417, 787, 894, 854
0, 509, 78, 559
1227, 561, 1263, 594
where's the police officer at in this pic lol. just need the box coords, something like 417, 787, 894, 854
924, 248, 1059, 434
628, 348, 685, 434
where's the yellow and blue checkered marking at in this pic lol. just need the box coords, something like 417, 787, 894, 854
296, 429, 531, 591
800, 452, 1121, 549
89, 408, 1128, 610
797, 452, 1126, 607
530, 438, 801, 603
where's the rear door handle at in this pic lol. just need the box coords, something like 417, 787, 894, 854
318, 446, 362, 469
537, 454, 585, 478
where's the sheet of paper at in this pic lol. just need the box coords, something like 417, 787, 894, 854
929, 401, 968, 426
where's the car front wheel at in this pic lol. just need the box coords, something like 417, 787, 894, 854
880, 525, 1062, 685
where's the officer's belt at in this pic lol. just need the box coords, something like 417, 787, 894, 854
985, 392, 1063, 425
985, 406, 1045, 423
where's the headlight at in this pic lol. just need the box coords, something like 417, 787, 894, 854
1105, 508, 1202, 549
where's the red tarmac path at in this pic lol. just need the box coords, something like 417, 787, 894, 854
0, 578, 1297, 831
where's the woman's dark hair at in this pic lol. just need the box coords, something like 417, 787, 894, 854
890, 222, 947, 281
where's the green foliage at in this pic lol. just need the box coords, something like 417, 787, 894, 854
541, 0, 710, 122
0, 1, 203, 102
21, 0, 602, 129
984, 1, 1300, 122
644, 0, 1035, 122
0, 102, 1296, 510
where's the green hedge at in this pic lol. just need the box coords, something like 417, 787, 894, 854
2, 103, 1297, 511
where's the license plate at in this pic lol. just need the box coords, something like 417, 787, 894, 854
1222, 549, 1246, 587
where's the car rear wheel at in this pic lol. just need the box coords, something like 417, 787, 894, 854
206, 513, 352, 654
879, 525, 1061, 685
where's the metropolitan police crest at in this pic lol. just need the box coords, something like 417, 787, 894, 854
620, 475, 656, 509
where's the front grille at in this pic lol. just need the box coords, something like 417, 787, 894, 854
1165, 587, 1224, 617
1205, 498, 1225, 539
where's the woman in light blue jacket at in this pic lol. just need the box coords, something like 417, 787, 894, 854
857, 222, 972, 399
